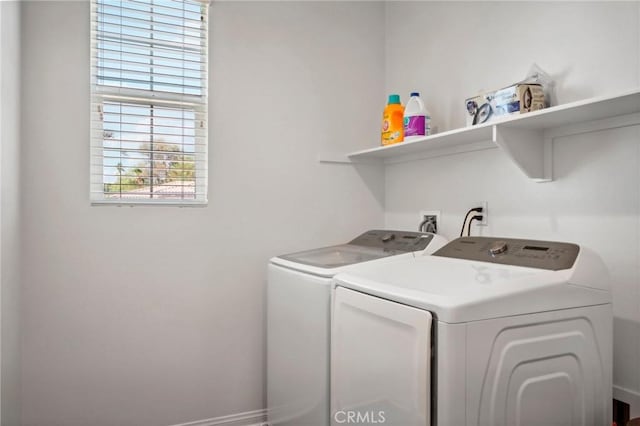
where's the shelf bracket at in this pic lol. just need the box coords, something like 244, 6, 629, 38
317, 153, 354, 164
493, 125, 552, 182
318, 153, 383, 165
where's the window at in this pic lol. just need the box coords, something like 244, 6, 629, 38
90, 0, 208, 204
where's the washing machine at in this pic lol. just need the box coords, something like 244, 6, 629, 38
331, 236, 612, 426
267, 230, 447, 426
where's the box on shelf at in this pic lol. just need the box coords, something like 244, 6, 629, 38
465, 83, 545, 126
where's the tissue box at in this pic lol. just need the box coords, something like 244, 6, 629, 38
465, 83, 545, 126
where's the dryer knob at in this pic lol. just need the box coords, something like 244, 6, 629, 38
489, 241, 508, 256
381, 233, 395, 242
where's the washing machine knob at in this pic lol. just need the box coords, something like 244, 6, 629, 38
489, 241, 508, 256
381, 233, 395, 242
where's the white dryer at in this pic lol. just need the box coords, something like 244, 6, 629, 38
267, 230, 447, 426
331, 236, 612, 426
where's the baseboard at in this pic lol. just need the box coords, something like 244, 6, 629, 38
614, 385, 640, 418
169, 409, 267, 426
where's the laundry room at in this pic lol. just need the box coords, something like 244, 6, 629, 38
0, 0, 639, 425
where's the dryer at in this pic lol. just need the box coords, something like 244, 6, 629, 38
331, 236, 612, 426
267, 230, 447, 426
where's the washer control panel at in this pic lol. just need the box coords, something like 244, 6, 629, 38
433, 237, 579, 270
350, 230, 435, 252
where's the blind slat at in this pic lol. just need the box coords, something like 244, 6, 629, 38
96, 76, 203, 92
93, 41, 205, 65
91, 127, 208, 136
95, 154, 207, 162
92, 174, 205, 181
96, 20, 206, 43
125, 0, 204, 18
90, 133, 208, 142
95, 1, 205, 25
92, 178, 204, 184
99, 111, 205, 119
96, 61, 203, 77
97, 11, 203, 35
91, 95, 207, 109
96, 31, 205, 52
96, 65, 203, 85
99, 121, 205, 131
96, 5, 205, 27
97, 53, 205, 72
93, 128, 206, 138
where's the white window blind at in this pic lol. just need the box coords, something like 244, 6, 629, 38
90, 0, 208, 205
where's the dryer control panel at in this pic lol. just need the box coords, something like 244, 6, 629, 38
433, 237, 579, 270
349, 230, 434, 252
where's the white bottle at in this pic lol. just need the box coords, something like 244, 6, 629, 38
403, 92, 432, 140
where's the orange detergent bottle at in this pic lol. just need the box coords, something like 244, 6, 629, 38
381, 94, 404, 145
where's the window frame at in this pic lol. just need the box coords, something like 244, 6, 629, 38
89, 0, 209, 206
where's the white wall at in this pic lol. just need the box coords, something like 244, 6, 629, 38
19, 2, 384, 425
19, 1, 639, 423
384, 0, 640, 415
1, 1, 21, 425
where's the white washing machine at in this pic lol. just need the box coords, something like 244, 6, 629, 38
267, 230, 447, 426
331, 236, 612, 426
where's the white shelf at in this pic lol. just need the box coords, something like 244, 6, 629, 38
323, 88, 640, 182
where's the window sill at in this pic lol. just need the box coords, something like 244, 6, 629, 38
91, 199, 207, 207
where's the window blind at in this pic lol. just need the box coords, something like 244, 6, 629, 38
90, 0, 208, 204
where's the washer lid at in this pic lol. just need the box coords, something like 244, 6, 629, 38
333, 248, 611, 324
277, 244, 398, 269
272, 244, 411, 278
272, 230, 442, 276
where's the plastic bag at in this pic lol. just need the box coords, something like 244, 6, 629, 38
519, 63, 556, 108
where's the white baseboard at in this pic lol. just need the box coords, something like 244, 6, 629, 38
614, 385, 640, 418
169, 409, 267, 426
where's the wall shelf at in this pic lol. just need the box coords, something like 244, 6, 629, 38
320, 88, 640, 182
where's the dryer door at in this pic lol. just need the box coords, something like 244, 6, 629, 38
331, 287, 432, 426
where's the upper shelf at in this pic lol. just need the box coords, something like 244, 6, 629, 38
335, 88, 640, 182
